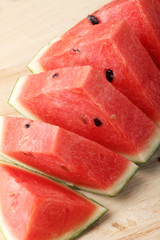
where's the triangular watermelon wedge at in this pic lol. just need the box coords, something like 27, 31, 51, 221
27, 20, 160, 127
64, 0, 160, 69
0, 116, 138, 196
8, 66, 160, 163
0, 161, 107, 240
28, 0, 160, 69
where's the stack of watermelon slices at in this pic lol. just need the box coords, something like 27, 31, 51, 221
1, 0, 160, 239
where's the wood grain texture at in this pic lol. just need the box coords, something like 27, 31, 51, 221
0, 0, 160, 239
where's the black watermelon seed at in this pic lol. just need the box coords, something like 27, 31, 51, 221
87, 15, 99, 25
94, 118, 102, 127
81, 117, 87, 124
25, 124, 30, 128
106, 69, 114, 82
73, 47, 81, 53
61, 165, 69, 172
52, 73, 59, 78
24, 152, 33, 157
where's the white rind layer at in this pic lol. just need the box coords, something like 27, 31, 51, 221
0, 199, 106, 240
0, 150, 139, 196
105, 163, 138, 196
0, 206, 107, 240
8, 76, 40, 121
49, 35, 62, 44
27, 45, 49, 73
9, 75, 160, 164
0, 162, 107, 240
27, 36, 62, 74
122, 129, 160, 163
0, 116, 138, 196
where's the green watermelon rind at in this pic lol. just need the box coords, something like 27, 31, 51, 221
0, 228, 7, 240
0, 114, 139, 197
77, 164, 139, 197
72, 164, 139, 197
138, 139, 160, 164
9, 75, 160, 164
139, 146, 159, 164
0, 148, 139, 197
0, 160, 107, 240
0, 191, 107, 240
69, 209, 107, 240
122, 130, 160, 164
8, 76, 41, 121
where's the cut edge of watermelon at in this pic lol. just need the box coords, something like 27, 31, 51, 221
122, 128, 160, 164
0, 117, 138, 196
0, 151, 139, 196
8, 76, 40, 121
0, 194, 107, 240
27, 46, 48, 74
49, 35, 62, 44
27, 36, 62, 74
0, 161, 107, 240
8, 76, 160, 165
0, 135, 139, 196
74, 162, 139, 197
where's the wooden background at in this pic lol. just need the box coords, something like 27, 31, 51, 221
0, 0, 160, 239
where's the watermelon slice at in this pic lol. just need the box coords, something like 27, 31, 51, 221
0, 116, 138, 196
0, 162, 107, 240
28, 0, 160, 70
27, 20, 160, 127
9, 65, 160, 163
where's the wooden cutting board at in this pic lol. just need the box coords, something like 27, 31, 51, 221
0, 0, 160, 239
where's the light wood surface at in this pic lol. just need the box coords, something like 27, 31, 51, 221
0, 0, 160, 239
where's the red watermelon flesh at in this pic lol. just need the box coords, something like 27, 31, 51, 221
0, 116, 138, 196
28, 20, 160, 127
37, 0, 160, 69
9, 66, 160, 163
0, 162, 107, 240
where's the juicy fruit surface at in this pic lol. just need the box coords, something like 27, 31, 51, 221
0, 163, 106, 240
58, 0, 160, 69
37, 20, 160, 127
0, 116, 138, 196
9, 66, 160, 163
